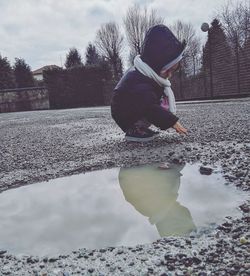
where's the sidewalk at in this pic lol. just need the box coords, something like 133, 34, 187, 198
177, 96, 250, 105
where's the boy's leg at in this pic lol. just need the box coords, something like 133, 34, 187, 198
125, 126, 155, 142
125, 117, 162, 142
134, 119, 160, 135
134, 119, 151, 129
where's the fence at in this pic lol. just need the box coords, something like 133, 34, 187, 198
172, 21, 250, 100
0, 87, 49, 113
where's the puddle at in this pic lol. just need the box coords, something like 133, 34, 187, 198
0, 163, 247, 256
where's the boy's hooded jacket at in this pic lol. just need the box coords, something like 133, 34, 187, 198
111, 25, 185, 132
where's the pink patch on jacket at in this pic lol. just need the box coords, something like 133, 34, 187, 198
161, 96, 169, 110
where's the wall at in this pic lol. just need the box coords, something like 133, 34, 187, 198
0, 87, 49, 113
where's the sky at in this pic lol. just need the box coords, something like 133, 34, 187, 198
0, 0, 229, 70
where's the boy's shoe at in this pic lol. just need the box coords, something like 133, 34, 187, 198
144, 128, 160, 136
125, 127, 154, 142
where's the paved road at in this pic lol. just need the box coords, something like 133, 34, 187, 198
0, 98, 249, 190
0, 98, 249, 275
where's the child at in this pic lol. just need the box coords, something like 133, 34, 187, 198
111, 24, 187, 142
119, 165, 195, 236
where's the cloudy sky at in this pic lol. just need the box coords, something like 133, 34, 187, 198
0, 0, 228, 70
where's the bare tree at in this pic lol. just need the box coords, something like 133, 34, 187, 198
218, 0, 250, 48
123, 4, 164, 64
189, 37, 202, 75
218, 1, 250, 94
170, 20, 195, 44
95, 22, 124, 79
169, 20, 201, 75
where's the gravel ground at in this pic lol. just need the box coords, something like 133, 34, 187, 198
0, 99, 249, 275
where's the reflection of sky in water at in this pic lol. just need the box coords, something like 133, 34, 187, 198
177, 164, 247, 227
0, 164, 247, 256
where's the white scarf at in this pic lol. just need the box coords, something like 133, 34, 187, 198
134, 55, 176, 114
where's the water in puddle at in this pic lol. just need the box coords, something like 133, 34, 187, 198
0, 163, 247, 256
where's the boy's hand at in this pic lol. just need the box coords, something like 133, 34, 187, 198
173, 122, 187, 135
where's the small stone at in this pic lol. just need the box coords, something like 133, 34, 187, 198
240, 236, 248, 244
199, 166, 213, 175
49, 257, 58, 262
167, 264, 175, 271
52, 268, 62, 275
140, 255, 148, 261
153, 259, 162, 266
117, 249, 124, 254
172, 158, 181, 164
184, 257, 193, 267
240, 203, 249, 213
158, 162, 170, 169
222, 222, 232, 228
236, 171, 244, 178
185, 239, 192, 245
148, 267, 154, 273
232, 233, 241, 239
192, 256, 202, 265
198, 272, 207, 276
2, 266, 11, 275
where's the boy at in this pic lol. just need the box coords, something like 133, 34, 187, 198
111, 24, 187, 142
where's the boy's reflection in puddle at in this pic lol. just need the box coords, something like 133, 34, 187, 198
118, 164, 196, 237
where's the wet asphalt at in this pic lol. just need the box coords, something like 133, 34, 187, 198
0, 99, 249, 275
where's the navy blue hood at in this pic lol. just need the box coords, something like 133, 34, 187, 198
141, 24, 186, 73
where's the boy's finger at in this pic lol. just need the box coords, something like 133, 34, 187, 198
175, 125, 187, 135
179, 127, 187, 135
182, 129, 187, 135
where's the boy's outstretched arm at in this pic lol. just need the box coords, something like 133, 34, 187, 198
145, 103, 187, 135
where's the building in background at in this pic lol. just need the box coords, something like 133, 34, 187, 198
32, 65, 60, 81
